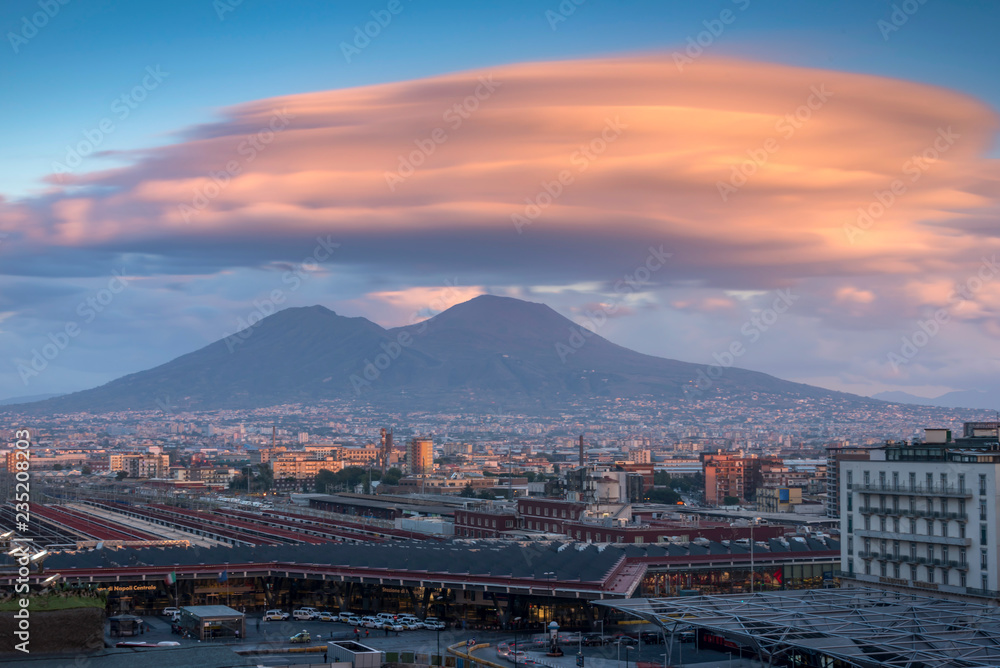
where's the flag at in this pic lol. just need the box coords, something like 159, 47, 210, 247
218, 570, 228, 584
164, 571, 176, 585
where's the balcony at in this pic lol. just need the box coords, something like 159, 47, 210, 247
855, 529, 971, 547
949, 560, 970, 571
854, 483, 971, 498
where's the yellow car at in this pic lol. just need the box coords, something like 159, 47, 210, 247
290, 631, 311, 644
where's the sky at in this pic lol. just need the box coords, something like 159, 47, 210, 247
1, 0, 999, 402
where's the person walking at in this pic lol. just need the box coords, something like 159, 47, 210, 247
354, 627, 360, 641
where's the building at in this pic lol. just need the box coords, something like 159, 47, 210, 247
407, 438, 434, 475
825, 445, 871, 518
342, 445, 379, 465
108, 453, 170, 478
271, 454, 342, 481
839, 422, 1000, 604
756, 487, 803, 513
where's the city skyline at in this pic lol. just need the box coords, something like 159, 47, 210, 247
2, 0, 999, 404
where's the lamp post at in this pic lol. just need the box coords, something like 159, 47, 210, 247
625, 645, 633, 668
513, 616, 522, 668
749, 517, 761, 594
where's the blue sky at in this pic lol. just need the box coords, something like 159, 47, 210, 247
2, 0, 999, 402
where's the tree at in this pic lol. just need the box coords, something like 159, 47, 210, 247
460, 483, 476, 497
315, 469, 339, 494
645, 488, 681, 505
115, 471, 128, 480
723, 495, 740, 506
81, 465, 92, 475
382, 468, 402, 486
53, 464, 63, 471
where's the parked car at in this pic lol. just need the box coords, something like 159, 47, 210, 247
162, 607, 180, 617
263, 609, 290, 621
361, 616, 381, 628
376, 613, 398, 623
398, 617, 423, 630
423, 618, 446, 630
581, 634, 606, 646
342, 614, 362, 626
611, 636, 638, 646
317, 611, 337, 622
640, 631, 663, 644
289, 630, 311, 643
383, 622, 405, 632
293, 607, 320, 621
506, 650, 528, 663
559, 632, 582, 644
678, 629, 696, 643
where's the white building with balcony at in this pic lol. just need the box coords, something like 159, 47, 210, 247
840, 422, 1000, 603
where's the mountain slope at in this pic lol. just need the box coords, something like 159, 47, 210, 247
18, 295, 877, 413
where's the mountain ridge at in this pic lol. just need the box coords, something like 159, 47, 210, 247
11, 295, 891, 414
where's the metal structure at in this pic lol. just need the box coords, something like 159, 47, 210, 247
600, 587, 1000, 668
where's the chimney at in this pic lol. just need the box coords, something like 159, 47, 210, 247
579, 434, 585, 467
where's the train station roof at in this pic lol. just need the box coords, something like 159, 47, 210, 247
600, 587, 1000, 668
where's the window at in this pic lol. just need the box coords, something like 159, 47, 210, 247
961, 523, 967, 539
863, 471, 870, 486
880, 517, 886, 532
879, 471, 886, 488
893, 496, 899, 512
880, 562, 887, 577
982, 549, 988, 569
980, 501, 988, 518
960, 572, 967, 588
846, 470, 853, 486
848, 516, 853, 534
544, 507, 549, 517
864, 561, 872, 575
941, 473, 948, 489
864, 516, 871, 530
927, 473, 934, 490
893, 471, 899, 489
980, 474, 988, 495
982, 524, 988, 544
893, 541, 900, 558
959, 474, 966, 492
894, 564, 900, 578
893, 518, 900, 533
847, 494, 853, 511
909, 472, 916, 490
983, 575, 989, 591
848, 536, 854, 554
910, 565, 917, 581
927, 567, 934, 584
864, 538, 871, 554
960, 547, 967, 566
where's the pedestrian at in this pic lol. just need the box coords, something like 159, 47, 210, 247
365, 628, 370, 638
385, 626, 389, 636
324, 651, 328, 663
355, 627, 360, 640
236, 629, 241, 641
256, 618, 260, 632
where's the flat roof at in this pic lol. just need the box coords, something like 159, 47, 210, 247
181, 604, 244, 618
600, 587, 1000, 668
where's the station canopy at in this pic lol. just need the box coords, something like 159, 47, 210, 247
600, 587, 1000, 668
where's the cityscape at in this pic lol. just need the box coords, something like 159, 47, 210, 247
2, 2, 1000, 668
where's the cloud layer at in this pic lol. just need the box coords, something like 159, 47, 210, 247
2, 55, 999, 397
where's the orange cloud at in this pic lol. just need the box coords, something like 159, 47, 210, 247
3, 55, 999, 293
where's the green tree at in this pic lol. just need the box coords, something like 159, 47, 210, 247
53, 463, 63, 471
315, 468, 339, 494
460, 483, 476, 497
645, 487, 681, 505
115, 470, 128, 480
382, 468, 402, 486
81, 465, 92, 475
723, 495, 740, 506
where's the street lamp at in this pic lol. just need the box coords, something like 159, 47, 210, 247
513, 616, 523, 668
625, 645, 634, 668
749, 517, 761, 594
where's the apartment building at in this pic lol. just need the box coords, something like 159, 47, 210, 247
840, 423, 1000, 603
407, 438, 434, 475
271, 454, 342, 480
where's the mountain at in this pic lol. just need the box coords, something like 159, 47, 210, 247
15, 295, 878, 414
0, 392, 63, 406
872, 389, 999, 412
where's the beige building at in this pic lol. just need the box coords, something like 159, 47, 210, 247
341, 445, 379, 465
271, 454, 342, 481
109, 453, 170, 478
407, 438, 434, 475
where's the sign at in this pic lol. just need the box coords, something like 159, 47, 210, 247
577, 654, 584, 667
96, 584, 158, 593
